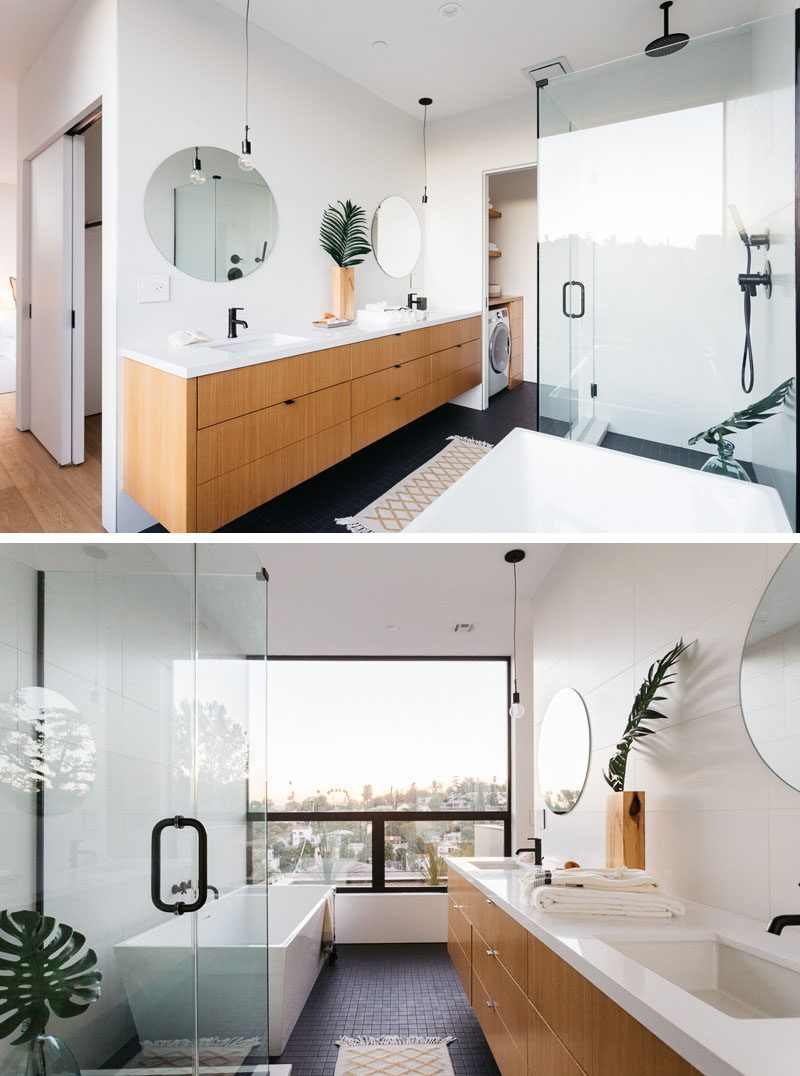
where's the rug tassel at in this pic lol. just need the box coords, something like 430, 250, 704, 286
337, 1036, 456, 1046
445, 434, 494, 449
335, 516, 376, 534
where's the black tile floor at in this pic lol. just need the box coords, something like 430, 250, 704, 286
142, 380, 757, 533
265, 943, 501, 1076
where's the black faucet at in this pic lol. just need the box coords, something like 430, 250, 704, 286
208, 885, 220, 900
767, 914, 800, 935
228, 307, 249, 339
515, 837, 542, 866
408, 292, 428, 311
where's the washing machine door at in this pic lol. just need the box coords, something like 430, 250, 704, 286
489, 319, 511, 375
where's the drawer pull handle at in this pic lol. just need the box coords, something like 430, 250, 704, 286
284, 399, 295, 405
394, 396, 402, 401
486, 949, 498, 957
485, 899, 494, 905
486, 1000, 495, 1008
453, 904, 464, 910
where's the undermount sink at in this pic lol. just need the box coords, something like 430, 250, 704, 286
603, 937, 800, 1019
466, 858, 527, 870
210, 332, 310, 351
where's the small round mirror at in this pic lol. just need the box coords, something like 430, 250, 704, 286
372, 195, 422, 278
741, 547, 800, 790
537, 688, 591, 814
144, 146, 279, 282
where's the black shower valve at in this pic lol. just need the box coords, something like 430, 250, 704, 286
738, 262, 772, 299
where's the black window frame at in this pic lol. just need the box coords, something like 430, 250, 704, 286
251, 655, 512, 893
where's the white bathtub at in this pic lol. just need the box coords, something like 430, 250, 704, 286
114, 885, 333, 1056
405, 427, 792, 533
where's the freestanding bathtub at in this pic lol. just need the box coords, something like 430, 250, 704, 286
114, 884, 334, 1056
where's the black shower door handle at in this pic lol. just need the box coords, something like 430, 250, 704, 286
151, 816, 208, 915
562, 280, 586, 319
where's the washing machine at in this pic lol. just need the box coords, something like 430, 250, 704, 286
487, 307, 511, 396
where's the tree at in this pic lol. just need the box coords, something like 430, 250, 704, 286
361, 784, 374, 807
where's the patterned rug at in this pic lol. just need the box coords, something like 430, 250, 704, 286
124, 1037, 261, 1070
334, 1036, 456, 1076
336, 436, 493, 533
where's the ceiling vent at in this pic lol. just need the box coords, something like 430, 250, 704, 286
451, 622, 475, 634
522, 56, 572, 87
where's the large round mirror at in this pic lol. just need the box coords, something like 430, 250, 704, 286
741, 547, 800, 790
372, 195, 422, 278
537, 688, 591, 814
144, 146, 279, 282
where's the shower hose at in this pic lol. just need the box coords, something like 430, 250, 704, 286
741, 244, 754, 394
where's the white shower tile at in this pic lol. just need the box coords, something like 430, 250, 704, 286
768, 809, 800, 918
584, 667, 636, 750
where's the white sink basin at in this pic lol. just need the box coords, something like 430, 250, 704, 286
210, 332, 310, 352
603, 937, 800, 1019
465, 858, 527, 871
356, 308, 428, 328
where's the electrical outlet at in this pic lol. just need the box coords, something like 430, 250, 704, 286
137, 275, 170, 303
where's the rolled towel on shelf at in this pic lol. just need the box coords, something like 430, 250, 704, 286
528, 886, 685, 919
519, 865, 661, 898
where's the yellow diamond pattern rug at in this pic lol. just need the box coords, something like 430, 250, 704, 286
336, 436, 493, 533
124, 1037, 261, 1069
334, 1036, 456, 1076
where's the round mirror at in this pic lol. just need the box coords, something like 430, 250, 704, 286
741, 547, 800, 790
537, 688, 591, 814
144, 146, 279, 282
372, 195, 422, 278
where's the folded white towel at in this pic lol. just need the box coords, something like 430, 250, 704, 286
168, 329, 210, 347
530, 886, 685, 919
364, 301, 389, 312
551, 867, 662, 893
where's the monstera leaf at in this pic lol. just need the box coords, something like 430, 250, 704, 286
0, 909, 101, 1044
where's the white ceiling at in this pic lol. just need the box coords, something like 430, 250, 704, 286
0, 0, 77, 85
257, 541, 563, 655
214, 0, 786, 118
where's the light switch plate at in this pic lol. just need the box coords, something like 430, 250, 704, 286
137, 274, 170, 303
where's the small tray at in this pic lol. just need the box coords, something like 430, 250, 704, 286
312, 318, 353, 329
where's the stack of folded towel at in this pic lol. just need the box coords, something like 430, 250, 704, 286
520, 866, 685, 919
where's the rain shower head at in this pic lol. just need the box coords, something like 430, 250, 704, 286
645, 2, 690, 58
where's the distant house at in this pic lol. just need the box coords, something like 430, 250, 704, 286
290, 824, 314, 847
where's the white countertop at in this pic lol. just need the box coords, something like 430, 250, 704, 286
448, 857, 800, 1076
121, 309, 481, 379
406, 427, 792, 534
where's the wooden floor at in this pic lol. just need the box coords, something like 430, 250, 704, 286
0, 393, 104, 532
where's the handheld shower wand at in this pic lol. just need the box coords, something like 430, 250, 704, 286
729, 204, 771, 394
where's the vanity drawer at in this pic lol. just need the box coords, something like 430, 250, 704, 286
197, 345, 352, 427
351, 356, 429, 416
528, 1000, 585, 1076
284, 420, 351, 489
448, 928, 472, 1003
472, 967, 527, 1076
351, 386, 428, 452
196, 383, 350, 483
473, 927, 528, 1051
427, 361, 482, 411
429, 316, 481, 352
196, 448, 287, 532
491, 905, 528, 994
448, 896, 472, 956
350, 329, 433, 379
428, 339, 481, 381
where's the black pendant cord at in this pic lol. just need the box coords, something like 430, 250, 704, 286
512, 560, 519, 695
244, 0, 251, 132
741, 244, 755, 394
423, 105, 428, 197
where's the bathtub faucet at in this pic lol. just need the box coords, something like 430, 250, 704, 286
208, 885, 219, 900
171, 879, 192, 895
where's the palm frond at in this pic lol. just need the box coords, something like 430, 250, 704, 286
688, 378, 795, 446
602, 638, 693, 792
320, 199, 372, 267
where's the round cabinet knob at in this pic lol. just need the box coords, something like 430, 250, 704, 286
486, 949, 498, 957
486, 898, 494, 905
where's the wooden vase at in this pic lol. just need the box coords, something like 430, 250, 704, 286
332, 266, 354, 321
605, 791, 645, 869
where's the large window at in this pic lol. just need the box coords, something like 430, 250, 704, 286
254, 657, 511, 891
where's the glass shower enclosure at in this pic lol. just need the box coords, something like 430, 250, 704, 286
0, 543, 269, 1075
537, 11, 798, 529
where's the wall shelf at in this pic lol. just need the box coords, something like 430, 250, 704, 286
488, 250, 502, 258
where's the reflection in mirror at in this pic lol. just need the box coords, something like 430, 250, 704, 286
537, 687, 591, 814
372, 195, 422, 278
741, 547, 800, 790
144, 146, 278, 282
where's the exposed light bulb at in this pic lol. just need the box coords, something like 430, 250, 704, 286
509, 690, 525, 720
238, 128, 254, 172
190, 148, 206, 185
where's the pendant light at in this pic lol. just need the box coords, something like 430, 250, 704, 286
505, 549, 526, 719
419, 97, 432, 204
190, 147, 207, 185
238, 0, 255, 171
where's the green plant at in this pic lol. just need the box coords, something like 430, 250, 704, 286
419, 844, 446, 887
688, 377, 795, 453
319, 200, 372, 267
603, 639, 693, 792
0, 909, 101, 1045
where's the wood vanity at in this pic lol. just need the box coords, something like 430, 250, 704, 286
448, 869, 700, 1076
123, 314, 481, 531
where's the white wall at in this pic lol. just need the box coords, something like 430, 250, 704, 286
741, 621, 800, 782
425, 94, 537, 408
16, 0, 118, 530
0, 80, 18, 187
115, 0, 426, 531
336, 892, 447, 944
488, 167, 537, 382
530, 542, 797, 924
84, 118, 102, 416
0, 184, 16, 314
